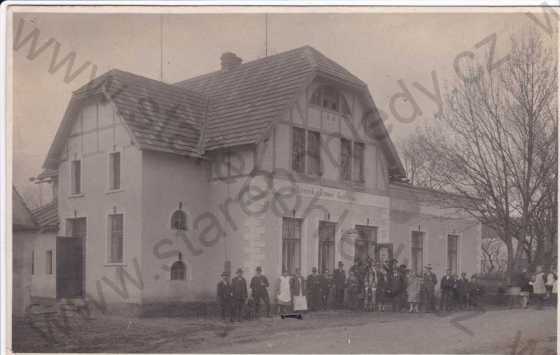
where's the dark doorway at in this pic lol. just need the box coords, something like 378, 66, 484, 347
354, 225, 377, 263
376, 243, 394, 265
56, 218, 86, 299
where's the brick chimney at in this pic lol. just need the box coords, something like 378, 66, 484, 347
220, 52, 242, 71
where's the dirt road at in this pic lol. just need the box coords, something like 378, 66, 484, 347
12, 306, 557, 353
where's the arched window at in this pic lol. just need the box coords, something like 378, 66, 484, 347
171, 210, 187, 230
310, 86, 352, 116
170, 260, 186, 280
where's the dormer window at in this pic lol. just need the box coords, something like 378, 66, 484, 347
310, 86, 351, 116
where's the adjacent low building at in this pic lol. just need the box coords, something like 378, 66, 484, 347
34, 46, 482, 314
12, 188, 58, 316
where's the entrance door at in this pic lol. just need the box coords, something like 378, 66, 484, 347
56, 237, 84, 298
57, 217, 86, 299
354, 225, 377, 263
376, 243, 393, 265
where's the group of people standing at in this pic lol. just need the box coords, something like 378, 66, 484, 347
216, 259, 488, 322
332, 258, 484, 313
512, 265, 557, 309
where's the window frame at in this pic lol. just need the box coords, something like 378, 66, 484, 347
291, 127, 306, 174
340, 138, 352, 181
306, 130, 322, 176
340, 139, 366, 184
107, 213, 124, 264
318, 221, 336, 273
410, 231, 424, 274
354, 225, 378, 263
170, 260, 187, 281
70, 158, 83, 196
171, 210, 188, 231
107, 151, 122, 192
282, 217, 303, 275
447, 234, 459, 274
46, 250, 53, 275
352, 142, 365, 182
309, 86, 352, 116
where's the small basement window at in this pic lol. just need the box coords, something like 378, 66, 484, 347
170, 261, 186, 280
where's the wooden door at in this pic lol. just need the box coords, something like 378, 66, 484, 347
56, 237, 84, 299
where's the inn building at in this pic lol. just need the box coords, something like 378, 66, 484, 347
30, 46, 482, 312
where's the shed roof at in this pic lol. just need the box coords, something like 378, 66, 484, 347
12, 187, 38, 232
31, 200, 59, 233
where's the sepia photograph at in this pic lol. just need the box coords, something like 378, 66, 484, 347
4, 3, 559, 354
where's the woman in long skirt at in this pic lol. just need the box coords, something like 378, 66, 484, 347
407, 271, 421, 312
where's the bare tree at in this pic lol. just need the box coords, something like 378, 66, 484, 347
481, 237, 504, 273
399, 28, 558, 278
397, 126, 447, 190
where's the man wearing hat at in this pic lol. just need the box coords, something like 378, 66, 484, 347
217, 272, 233, 321
319, 268, 332, 310
440, 269, 454, 312
421, 264, 437, 312
231, 268, 248, 322
250, 266, 271, 318
333, 261, 346, 308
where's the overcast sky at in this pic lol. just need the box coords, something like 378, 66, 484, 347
11, 8, 557, 205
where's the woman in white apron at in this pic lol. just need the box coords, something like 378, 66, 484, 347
277, 269, 292, 314
291, 268, 308, 312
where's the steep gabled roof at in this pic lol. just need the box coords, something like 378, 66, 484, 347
31, 200, 59, 233
175, 46, 366, 150
44, 69, 207, 169
12, 187, 38, 232
42, 46, 406, 178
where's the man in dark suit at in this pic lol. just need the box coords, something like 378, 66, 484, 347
319, 268, 332, 310
307, 267, 322, 311
250, 266, 270, 318
217, 272, 233, 321
422, 265, 437, 312
440, 269, 454, 312
333, 261, 346, 308
231, 268, 248, 322
457, 272, 470, 309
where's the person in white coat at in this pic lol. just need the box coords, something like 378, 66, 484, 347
277, 269, 292, 314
